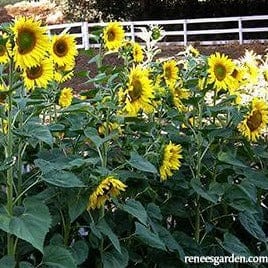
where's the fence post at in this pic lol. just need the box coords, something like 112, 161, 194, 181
238, 17, 243, 45
183, 19, 187, 46
130, 22, 135, 42
82, 21, 90, 50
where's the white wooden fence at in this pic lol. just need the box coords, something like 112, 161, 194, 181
47, 15, 268, 49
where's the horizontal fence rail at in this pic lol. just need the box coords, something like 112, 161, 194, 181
46, 15, 268, 49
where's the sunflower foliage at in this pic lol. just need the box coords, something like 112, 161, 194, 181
0, 17, 268, 268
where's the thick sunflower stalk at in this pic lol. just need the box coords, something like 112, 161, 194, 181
0, 16, 78, 257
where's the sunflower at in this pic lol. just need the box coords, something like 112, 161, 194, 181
103, 22, 125, 51
22, 58, 54, 90
58, 87, 73, 108
170, 83, 191, 111
0, 33, 11, 64
54, 61, 75, 83
237, 98, 268, 142
0, 84, 8, 104
132, 42, 144, 63
87, 176, 127, 210
51, 34, 78, 67
207, 52, 235, 91
162, 59, 179, 86
121, 66, 154, 116
159, 141, 183, 181
11, 17, 50, 69
98, 121, 121, 136
186, 45, 199, 57
243, 61, 259, 85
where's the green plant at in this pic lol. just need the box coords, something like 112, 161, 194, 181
0, 17, 268, 268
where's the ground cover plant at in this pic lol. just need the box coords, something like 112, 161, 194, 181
0, 17, 268, 268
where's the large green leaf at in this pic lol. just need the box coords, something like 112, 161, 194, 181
71, 240, 89, 265
121, 199, 148, 225
0, 198, 51, 253
152, 223, 185, 259
190, 178, 218, 203
84, 127, 103, 148
43, 245, 77, 268
68, 192, 88, 222
135, 222, 166, 251
19, 262, 34, 268
102, 247, 129, 268
128, 152, 158, 174
239, 212, 267, 242
224, 185, 257, 212
217, 151, 248, 168
0, 256, 15, 268
25, 121, 53, 147
35, 159, 85, 188
235, 168, 268, 190
97, 219, 121, 254
217, 232, 251, 257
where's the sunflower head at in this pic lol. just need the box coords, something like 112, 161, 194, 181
22, 58, 53, 90
238, 98, 268, 142
54, 62, 75, 83
58, 87, 73, 108
11, 16, 50, 69
103, 22, 125, 51
0, 33, 11, 64
207, 52, 235, 91
87, 176, 127, 210
170, 84, 191, 111
159, 141, 183, 181
51, 34, 78, 67
123, 66, 154, 116
132, 42, 144, 63
162, 60, 179, 86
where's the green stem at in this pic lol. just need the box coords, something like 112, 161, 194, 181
6, 91, 14, 256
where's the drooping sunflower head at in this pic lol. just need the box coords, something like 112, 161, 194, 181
207, 52, 235, 91
51, 34, 78, 67
87, 176, 127, 210
186, 45, 200, 57
237, 98, 268, 142
0, 33, 12, 64
243, 61, 260, 85
58, 87, 73, 108
159, 141, 183, 181
123, 66, 154, 116
228, 64, 246, 94
54, 61, 75, 83
162, 59, 179, 86
103, 22, 125, 51
132, 42, 144, 63
170, 83, 191, 111
22, 58, 54, 90
11, 16, 50, 69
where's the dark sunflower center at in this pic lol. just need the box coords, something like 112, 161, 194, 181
107, 30, 115, 41
53, 40, 68, 57
247, 110, 262, 131
214, 64, 226, 81
17, 30, 36, 54
129, 78, 142, 101
26, 65, 43, 80
0, 45, 6, 56
231, 69, 238, 79
165, 67, 172, 79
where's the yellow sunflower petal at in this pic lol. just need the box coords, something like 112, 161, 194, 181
11, 16, 50, 69
103, 22, 125, 51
